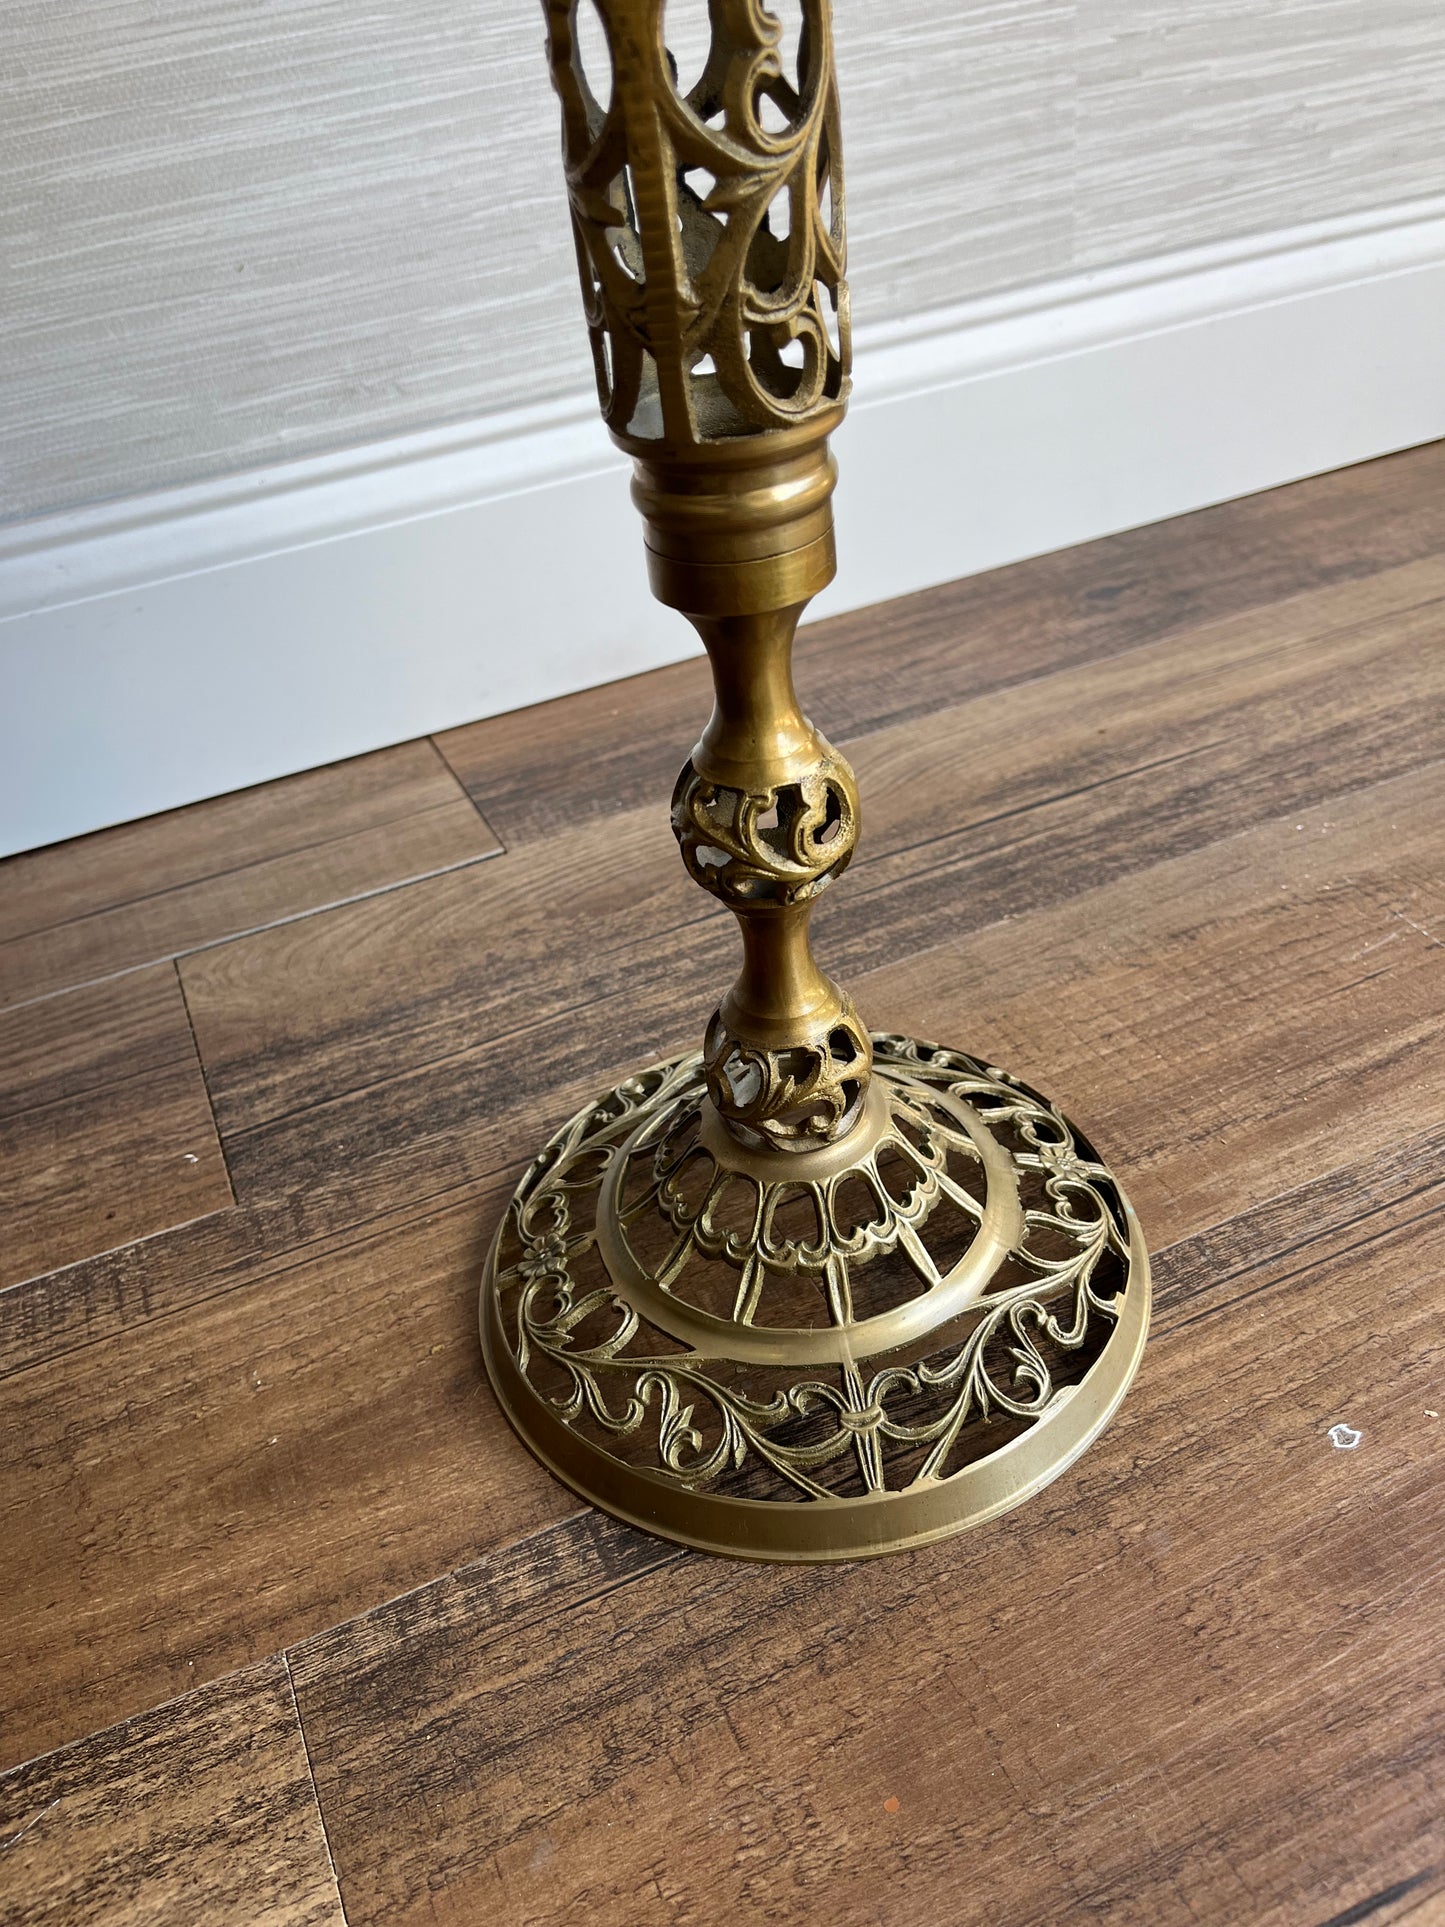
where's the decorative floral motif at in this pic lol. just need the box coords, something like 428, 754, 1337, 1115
671, 749, 856, 909
670, 741, 867, 1148
700, 999, 872, 1155
491, 1040, 1137, 1500
543, 0, 849, 443
622, 1045, 984, 1314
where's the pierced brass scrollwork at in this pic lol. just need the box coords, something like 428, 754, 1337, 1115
701, 996, 871, 1152
671, 748, 856, 907
672, 733, 869, 1151
480, 0, 1150, 1562
544, 0, 848, 445
484, 1041, 1148, 1555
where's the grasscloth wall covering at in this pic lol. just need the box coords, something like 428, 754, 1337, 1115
3, 0, 1443, 523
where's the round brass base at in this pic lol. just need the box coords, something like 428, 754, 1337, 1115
480, 1036, 1149, 1562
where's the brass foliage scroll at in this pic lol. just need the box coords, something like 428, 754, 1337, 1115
544, 0, 850, 445
482, 0, 1151, 1564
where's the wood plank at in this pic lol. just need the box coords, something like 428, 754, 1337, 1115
22, 656, 1435, 1379
0, 966, 231, 1290
1147, 1119, 1445, 1331
0, 1137, 485, 1383
436, 440, 1445, 847
179, 787, 698, 1143
835, 551, 1445, 975
858, 762, 1445, 1248
188, 556, 1445, 1191
286, 1155, 1445, 1927
3, 760, 1442, 1767
0, 740, 500, 1009
2, 448, 1441, 1924
0, 1660, 344, 1927
0, 1178, 573, 1772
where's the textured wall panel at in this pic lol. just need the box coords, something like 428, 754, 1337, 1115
836, 0, 1075, 316
0, 0, 591, 519
2, 0, 1443, 520
1076, 0, 1445, 266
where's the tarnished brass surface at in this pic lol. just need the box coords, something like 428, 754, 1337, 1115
481, 1040, 1150, 1560
479, 0, 1150, 1557
545, 0, 866, 1151
543, 0, 846, 446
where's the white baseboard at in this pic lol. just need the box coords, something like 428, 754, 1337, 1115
3, 198, 1443, 857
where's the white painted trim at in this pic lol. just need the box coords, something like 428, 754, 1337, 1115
3, 196, 1444, 855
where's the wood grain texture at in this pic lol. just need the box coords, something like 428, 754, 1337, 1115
836, 555, 1445, 972
186, 551, 1445, 1196
0, 1126, 484, 1383
0, 966, 230, 1290
860, 763, 1445, 1249
287, 1153, 1445, 1927
0, 739, 499, 1009
11, 443, 1442, 1378
5, 0, 1444, 517
0, 1178, 572, 1771
0, 1661, 344, 1927
1, 450, 1442, 1924
4, 756, 1443, 1770
450, 426, 1445, 850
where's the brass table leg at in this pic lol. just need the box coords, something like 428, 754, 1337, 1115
479, 0, 1149, 1560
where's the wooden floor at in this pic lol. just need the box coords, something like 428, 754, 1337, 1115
3, 444, 1445, 1927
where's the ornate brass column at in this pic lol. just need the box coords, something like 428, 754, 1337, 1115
479, 0, 1149, 1559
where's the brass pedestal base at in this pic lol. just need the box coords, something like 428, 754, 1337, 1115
480, 1036, 1149, 1561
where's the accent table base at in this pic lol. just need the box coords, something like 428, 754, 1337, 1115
481, 1035, 1149, 1562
